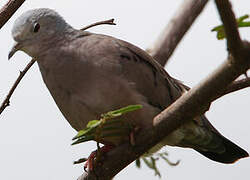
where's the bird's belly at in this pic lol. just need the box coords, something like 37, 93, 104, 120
50, 86, 97, 130
40, 76, 97, 131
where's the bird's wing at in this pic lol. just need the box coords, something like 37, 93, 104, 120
112, 35, 186, 110
76, 31, 186, 110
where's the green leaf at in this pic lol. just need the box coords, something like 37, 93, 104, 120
158, 153, 180, 166
72, 129, 88, 140
238, 14, 249, 23
72, 127, 95, 140
135, 159, 141, 168
137, 151, 179, 178
104, 104, 143, 118
142, 157, 153, 168
71, 135, 95, 145
150, 157, 161, 177
72, 120, 101, 140
87, 120, 100, 128
72, 104, 143, 171
110, 104, 142, 115
142, 157, 161, 177
212, 14, 250, 40
72, 104, 142, 146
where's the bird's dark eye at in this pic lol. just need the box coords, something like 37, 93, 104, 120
33, 23, 40, 33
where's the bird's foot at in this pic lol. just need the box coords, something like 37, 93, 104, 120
84, 144, 115, 171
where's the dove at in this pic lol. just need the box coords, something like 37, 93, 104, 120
9, 8, 248, 166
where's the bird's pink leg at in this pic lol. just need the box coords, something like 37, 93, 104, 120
84, 144, 115, 171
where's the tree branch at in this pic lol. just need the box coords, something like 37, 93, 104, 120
146, 0, 209, 66
0, 0, 26, 29
82, 0, 250, 179
215, 0, 244, 59
0, 59, 36, 115
216, 76, 250, 99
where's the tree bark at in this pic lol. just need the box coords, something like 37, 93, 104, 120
147, 0, 209, 66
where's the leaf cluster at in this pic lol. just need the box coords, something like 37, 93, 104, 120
212, 14, 250, 39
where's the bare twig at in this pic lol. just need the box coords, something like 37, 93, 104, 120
83, 0, 250, 179
0, 0, 26, 29
80, 18, 116, 31
0, 59, 36, 115
225, 77, 250, 94
215, 76, 250, 99
146, 0, 209, 66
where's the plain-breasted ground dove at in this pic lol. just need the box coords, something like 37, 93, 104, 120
8, 8, 248, 165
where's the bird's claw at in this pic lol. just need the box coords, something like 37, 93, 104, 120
84, 144, 114, 171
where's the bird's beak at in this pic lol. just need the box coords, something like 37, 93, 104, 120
8, 42, 22, 60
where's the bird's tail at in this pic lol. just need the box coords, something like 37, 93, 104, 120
195, 133, 248, 164
194, 115, 249, 163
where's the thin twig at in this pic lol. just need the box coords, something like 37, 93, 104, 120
0, 59, 36, 115
0, 0, 26, 29
216, 77, 250, 99
80, 18, 116, 31
226, 77, 250, 94
146, 0, 209, 66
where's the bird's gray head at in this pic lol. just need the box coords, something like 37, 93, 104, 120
9, 8, 72, 59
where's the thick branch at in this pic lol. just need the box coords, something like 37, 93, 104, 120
83, 1, 250, 179
0, 59, 36, 115
0, 0, 26, 29
147, 0, 209, 66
